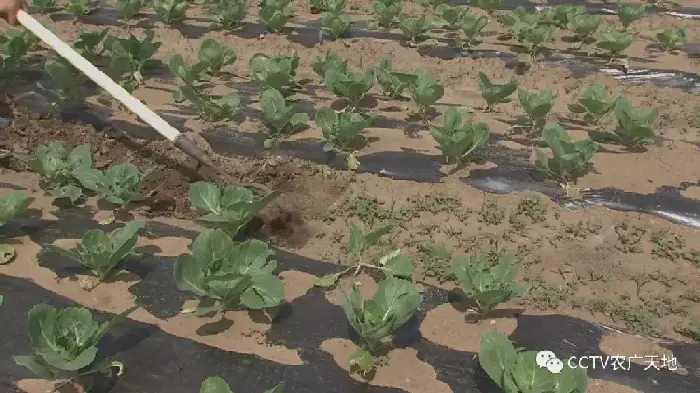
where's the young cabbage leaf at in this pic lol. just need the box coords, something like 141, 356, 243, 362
207, 0, 247, 30
316, 107, 372, 170
399, 15, 435, 45
39, 58, 87, 106
435, 4, 468, 31
549, 4, 585, 29
249, 53, 300, 96
73, 162, 152, 208
260, 88, 310, 146
470, 0, 502, 16
153, 0, 188, 25
312, 50, 348, 79
535, 124, 597, 185
173, 229, 284, 316
200, 377, 285, 393
459, 14, 488, 49
518, 88, 555, 134
430, 107, 490, 164
371, 0, 402, 29
477, 72, 517, 112
618, 4, 645, 30
169, 54, 208, 102
259, 0, 294, 32
0, 190, 34, 227
321, 11, 351, 40
568, 14, 602, 47
596, 29, 633, 59
13, 304, 138, 381
451, 253, 526, 318
324, 67, 376, 111
16, 142, 92, 203
513, 21, 556, 60
67, 0, 94, 16
198, 39, 237, 76
179, 85, 241, 122
568, 84, 619, 125
613, 98, 657, 149
188, 181, 278, 237
33, 0, 58, 13
408, 71, 444, 119
375, 58, 417, 99
115, 0, 143, 20
341, 276, 422, 375
53, 221, 144, 283
656, 27, 687, 52
106, 31, 162, 85
73, 27, 109, 61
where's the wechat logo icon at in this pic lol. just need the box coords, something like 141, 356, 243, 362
536, 350, 564, 374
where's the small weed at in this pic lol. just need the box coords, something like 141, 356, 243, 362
418, 243, 455, 283
584, 298, 659, 336
522, 279, 579, 310
688, 323, 700, 342
407, 192, 461, 214
479, 199, 505, 226
564, 219, 602, 239
651, 229, 684, 261
330, 195, 412, 226
508, 195, 547, 232
614, 219, 646, 253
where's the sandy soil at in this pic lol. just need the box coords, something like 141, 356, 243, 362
1, 0, 699, 392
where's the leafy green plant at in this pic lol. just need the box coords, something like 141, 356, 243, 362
656, 28, 687, 51
549, 4, 585, 29
0, 27, 41, 61
153, 0, 188, 24
535, 124, 597, 185
180, 86, 241, 122
198, 39, 236, 76
0, 244, 16, 265
399, 15, 434, 45
73, 163, 153, 208
73, 28, 109, 62
0, 191, 34, 227
314, 225, 415, 288
568, 84, 619, 125
67, 0, 94, 16
469, 0, 502, 16
106, 31, 162, 85
16, 142, 92, 204
115, 0, 143, 20
514, 21, 556, 61
260, 88, 310, 147
518, 88, 555, 134
375, 59, 417, 99
53, 222, 144, 285
169, 54, 207, 101
477, 72, 517, 112
200, 377, 285, 393
33, 0, 59, 13
313, 51, 348, 79
612, 98, 657, 149
324, 67, 376, 111
38, 58, 87, 106
259, 0, 294, 32
451, 254, 526, 318
618, 4, 645, 30
309, 0, 325, 13
459, 14, 488, 49
321, 11, 351, 39
416, 0, 447, 9
316, 107, 372, 170
430, 107, 490, 164
408, 71, 444, 119
596, 29, 633, 60
568, 14, 602, 48
250, 53, 300, 97
479, 332, 589, 393
13, 304, 137, 384
174, 229, 284, 316
188, 181, 278, 236
341, 276, 422, 375
371, 0, 402, 29
435, 4, 468, 31
207, 0, 247, 29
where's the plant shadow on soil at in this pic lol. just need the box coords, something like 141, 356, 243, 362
1, 204, 700, 393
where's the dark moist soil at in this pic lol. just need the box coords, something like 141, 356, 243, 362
0, 108, 351, 248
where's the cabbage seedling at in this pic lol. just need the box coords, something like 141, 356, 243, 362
16, 142, 93, 204
408, 70, 444, 120
33, 0, 58, 13
435, 4, 468, 31
430, 107, 490, 164
314, 225, 413, 288
518, 88, 555, 134
596, 29, 633, 60
260, 88, 310, 147
180, 85, 241, 122
207, 0, 247, 30
174, 229, 284, 316
514, 21, 556, 61
73, 27, 109, 62
549, 4, 585, 29
250, 53, 301, 97
399, 15, 435, 45
106, 31, 163, 85
67, 0, 94, 16
259, 0, 294, 33
535, 124, 597, 186
613, 98, 657, 149
477, 72, 517, 112
38, 58, 87, 106
656, 28, 687, 52
0, 27, 41, 60
13, 304, 138, 386
198, 39, 237, 76
316, 107, 373, 170
53, 221, 144, 286
153, 0, 188, 25
451, 253, 526, 318
371, 0, 402, 29
568, 14, 602, 49
115, 0, 143, 20
568, 84, 619, 126
73, 162, 153, 208
313, 50, 348, 79
416, 0, 447, 9
321, 11, 351, 40
459, 14, 488, 49
200, 377, 285, 393
188, 181, 278, 237
375, 58, 417, 99
341, 277, 422, 376
0, 190, 34, 227
618, 4, 645, 30
479, 332, 589, 393
324, 67, 376, 112
470, 0, 502, 16
169, 54, 208, 101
